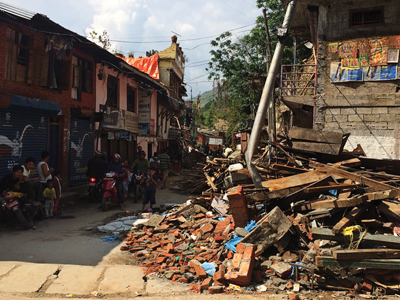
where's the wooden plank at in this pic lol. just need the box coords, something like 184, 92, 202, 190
315, 256, 400, 270
310, 161, 400, 195
204, 172, 217, 192
291, 141, 343, 156
298, 195, 367, 211
289, 127, 346, 144
298, 190, 396, 211
270, 164, 309, 174
332, 204, 369, 234
312, 227, 400, 249
377, 201, 400, 221
332, 158, 361, 168
333, 249, 400, 260
261, 170, 328, 190
304, 184, 358, 194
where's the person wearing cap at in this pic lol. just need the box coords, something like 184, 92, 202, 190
131, 150, 149, 175
108, 153, 126, 209
86, 150, 106, 180
142, 166, 159, 212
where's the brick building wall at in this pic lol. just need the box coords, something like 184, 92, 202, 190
314, 0, 400, 159
0, 21, 96, 184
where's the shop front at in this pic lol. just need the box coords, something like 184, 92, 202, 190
0, 94, 61, 179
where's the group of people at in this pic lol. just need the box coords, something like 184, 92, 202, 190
0, 151, 62, 219
86, 146, 172, 212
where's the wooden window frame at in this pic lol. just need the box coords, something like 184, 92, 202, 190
126, 84, 136, 113
349, 7, 384, 28
5, 28, 31, 83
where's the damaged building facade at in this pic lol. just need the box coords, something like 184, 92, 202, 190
281, 0, 400, 159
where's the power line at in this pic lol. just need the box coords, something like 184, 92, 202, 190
217, 0, 254, 20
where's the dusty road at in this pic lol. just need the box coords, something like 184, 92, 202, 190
0, 182, 191, 265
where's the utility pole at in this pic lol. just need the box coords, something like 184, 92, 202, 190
263, 9, 276, 149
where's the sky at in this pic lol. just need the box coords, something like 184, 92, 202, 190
8, 0, 262, 99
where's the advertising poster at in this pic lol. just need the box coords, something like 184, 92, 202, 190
138, 91, 151, 136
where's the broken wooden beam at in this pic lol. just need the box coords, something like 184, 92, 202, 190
303, 184, 358, 194
315, 256, 400, 270
333, 249, 400, 260
312, 227, 400, 249
309, 161, 400, 195
332, 204, 369, 234
297, 190, 396, 211
377, 201, 400, 221
261, 170, 329, 191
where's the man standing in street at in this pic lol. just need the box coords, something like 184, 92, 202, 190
158, 148, 171, 189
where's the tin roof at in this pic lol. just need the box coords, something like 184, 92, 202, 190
0, 1, 37, 20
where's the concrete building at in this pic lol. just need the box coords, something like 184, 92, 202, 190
280, 0, 400, 159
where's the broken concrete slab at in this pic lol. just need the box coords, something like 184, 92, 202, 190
98, 265, 144, 294
46, 265, 104, 295
241, 206, 292, 250
0, 263, 16, 277
0, 263, 58, 293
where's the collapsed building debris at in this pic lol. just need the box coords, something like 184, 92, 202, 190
119, 128, 400, 297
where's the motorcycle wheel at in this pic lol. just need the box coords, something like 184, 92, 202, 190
101, 197, 110, 211
15, 209, 34, 229
134, 186, 140, 203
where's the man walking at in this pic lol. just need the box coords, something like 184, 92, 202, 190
158, 148, 171, 189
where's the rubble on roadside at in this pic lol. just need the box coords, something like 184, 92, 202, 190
120, 137, 400, 297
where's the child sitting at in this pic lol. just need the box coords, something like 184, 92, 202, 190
43, 179, 56, 218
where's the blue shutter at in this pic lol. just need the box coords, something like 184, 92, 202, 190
0, 110, 48, 179
68, 119, 94, 186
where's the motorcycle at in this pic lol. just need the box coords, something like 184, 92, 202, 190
88, 177, 102, 203
0, 191, 37, 229
101, 171, 120, 211
129, 170, 145, 203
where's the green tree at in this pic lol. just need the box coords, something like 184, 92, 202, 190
89, 30, 111, 50
146, 49, 158, 57
204, 0, 310, 136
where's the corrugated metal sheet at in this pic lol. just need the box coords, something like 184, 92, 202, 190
0, 1, 37, 20
0, 109, 48, 179
68, 119, 94, 186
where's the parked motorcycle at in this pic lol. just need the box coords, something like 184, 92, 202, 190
0, 191, 37, 229
100, 171, 120, 211
88, 177, 102, 203
129, 170, 145, 203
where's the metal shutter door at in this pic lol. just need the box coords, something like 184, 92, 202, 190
69, 119, 94, 186
0, 110, 48, 179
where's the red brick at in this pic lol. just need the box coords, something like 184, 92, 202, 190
189, 283, 202, 293
209, 286, 225, 294
362, 282, 373, 292
193, 264, 207, 279
193, 213, 205, 219
200, 223, 214, 235
157, 256, 167, 263
232, 253, 243, 270
213, 269, 225, 282
200, 277, 213, 290
242, 245, 255, 260
236, 243, 245, 254
289, 294, 300, 300
172, 274, 181, 281
179, 277, 188, 283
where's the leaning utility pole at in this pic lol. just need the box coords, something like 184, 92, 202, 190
245, 0, 297, 188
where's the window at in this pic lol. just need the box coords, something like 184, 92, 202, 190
350, 7, 383, 27
127, 84, 136, 112
72, 56, 93, 100
107, 75, 119, 108
5, 28, 31, 82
